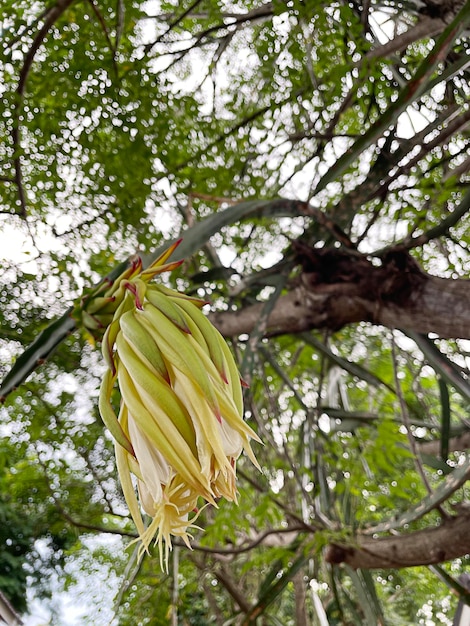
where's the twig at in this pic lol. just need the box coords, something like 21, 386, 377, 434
366, 16, 445, 61
376, 185, 470, 256
12, 0, 76, 217
174, 526, 306, 556
188, 191, 238, 206
33, 447, 139, 537
368, 107, 470, 211
144, 2, 273, 54
86, 0, 119, 74
144, 0, 205, 53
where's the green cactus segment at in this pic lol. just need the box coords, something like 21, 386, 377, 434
0, 199, 300, 404
366, 457, 470, 534
0, 309, 76, 403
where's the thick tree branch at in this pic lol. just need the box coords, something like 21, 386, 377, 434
420, 432, 470, 455
325, 512, 470, 569
210, 249, 470, 340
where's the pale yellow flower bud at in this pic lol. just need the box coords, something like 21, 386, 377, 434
96, 241, 261, 570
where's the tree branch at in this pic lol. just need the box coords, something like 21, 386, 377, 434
174, 526, 303, 556
325, 512, 470, 569
143, 2, 273, 54
213, 565, 251, 612
210, 248, 470, 340
366, 107, 470, 216
391, 186, 470, 252
420, 432, 470, 455
12, 0, 76, 217
366, 16, 446, 60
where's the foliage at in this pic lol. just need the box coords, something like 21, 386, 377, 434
1, 0, 470, 623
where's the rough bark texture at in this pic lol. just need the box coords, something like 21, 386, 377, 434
211, 248, 470, 339
324, 512, 470, 569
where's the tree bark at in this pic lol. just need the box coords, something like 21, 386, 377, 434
420, 432, 470, 455
210, 248, 470, 340
324, 512, 470, 569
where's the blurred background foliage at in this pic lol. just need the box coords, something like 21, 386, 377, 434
0, 0, 469, 623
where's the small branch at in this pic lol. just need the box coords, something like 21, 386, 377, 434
144, 0, 205, 52
12, 0, 76, 217
444, 154, 470, 182
53, 505, 138, 538
366, 16, 445, 60
188, 191, 238, 206
237, 468, 324, 534
34, 449, 138, 538
24, 384, 120, 516
86, 0, 119, 73
201, 578, 225, 625
314, 1, 470, 195
144, 2, 273, 54
367, 107, 470, 221
174, 526, 304, 556
214, 565, 251, 612
51, 206, 111, 236
376, 185, 470, 256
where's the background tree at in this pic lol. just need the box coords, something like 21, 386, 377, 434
1, 0, 470, 623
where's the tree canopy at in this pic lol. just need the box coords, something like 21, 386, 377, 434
1, 0, 470, 623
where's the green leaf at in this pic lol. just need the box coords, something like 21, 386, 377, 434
428, 565, 470, 605
243, 544, 308, 623
141, 198, 306, 267
0, 309, 75, 402
301, 333, 395, 393
0, 259, 131, 402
